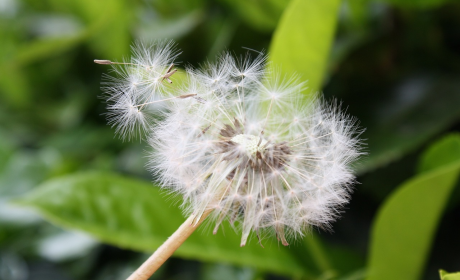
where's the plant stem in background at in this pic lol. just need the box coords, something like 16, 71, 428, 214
126, 209, 213, 280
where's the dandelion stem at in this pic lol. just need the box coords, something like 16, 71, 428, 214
126, 209, 213, 280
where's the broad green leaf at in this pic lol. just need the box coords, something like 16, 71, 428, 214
440, 270, 460, 280
269, 0, 340, 94
367, 134, 460, 280
16, 172, 318, 278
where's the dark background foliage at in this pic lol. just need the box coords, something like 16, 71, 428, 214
0, 0, 459, 279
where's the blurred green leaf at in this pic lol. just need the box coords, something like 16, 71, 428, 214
440, 270, 460, 280
207, 17, 238, 58
336, 269, 367, 280
43, 0, 133, 60
367, 133, 460, 280
219, 0, 288, 32
15, 36, 85, 66
269, 0, 340, 94
136, 10, 204, 41
16, 172, 317, 278
201, 263, 256, 280
418, 134, 460, 174
326, 244, 365, 277
0, 65, 30, 107
379, 0, 453, 9
79, 0, 133, 60
356, 77, 460, 174
345, 0, 369, 27
149, 0, 205, 16
0, 0, 133, 110
28, 0, 132, 60
0, 35, 81, 107
0, 130, 15, 172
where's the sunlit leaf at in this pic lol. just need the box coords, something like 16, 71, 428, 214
367, 134, 460, 280
440, 269, 460, 280
269, 0, 340, 94
418, 134, 460, 174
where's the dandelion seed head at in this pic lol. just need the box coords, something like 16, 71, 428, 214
230, 134, 267, 157
149, 52, 364, 246
98, 42, 364, 246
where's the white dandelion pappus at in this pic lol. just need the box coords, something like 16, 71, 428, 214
149, 53, 363, 247
99, 40, 181, 140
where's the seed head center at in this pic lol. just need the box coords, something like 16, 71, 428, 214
231, 134, 267, 156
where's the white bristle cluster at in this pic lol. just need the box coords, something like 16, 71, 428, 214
101, 41, 180, 139
99, 42, 363, 247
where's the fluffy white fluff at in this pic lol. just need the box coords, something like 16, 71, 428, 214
148, 53, 363, 246
101, 41, 180, 139
98, 42, 363, 246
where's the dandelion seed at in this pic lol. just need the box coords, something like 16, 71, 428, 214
97, 40, 181, 140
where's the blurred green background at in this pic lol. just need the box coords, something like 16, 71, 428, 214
1, 0, 460, 279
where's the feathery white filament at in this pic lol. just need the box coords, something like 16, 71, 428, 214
101, 40, 180, 140
149, 52, 363, 247
98, 42, 363, 247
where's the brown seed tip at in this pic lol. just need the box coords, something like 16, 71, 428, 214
178, 93, 197, 99
94, 59, 112, 65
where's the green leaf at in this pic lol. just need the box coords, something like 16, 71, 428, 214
150, 0, 205, 15
418, 134, 460, 174
269, 0, 340, 94
15, 172, 316, 278
379, 0, 453, 9
81, 0, 133, 60
440, 270, 460, 280
367, 134, 460, 280
201, 263, 256, 280
219, 0, 288, 32
355, 77, 460, 174
15, 36, 85, 66
0, 65, 30, 108
45, 0, 133, 59
136, 10, 204, 41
